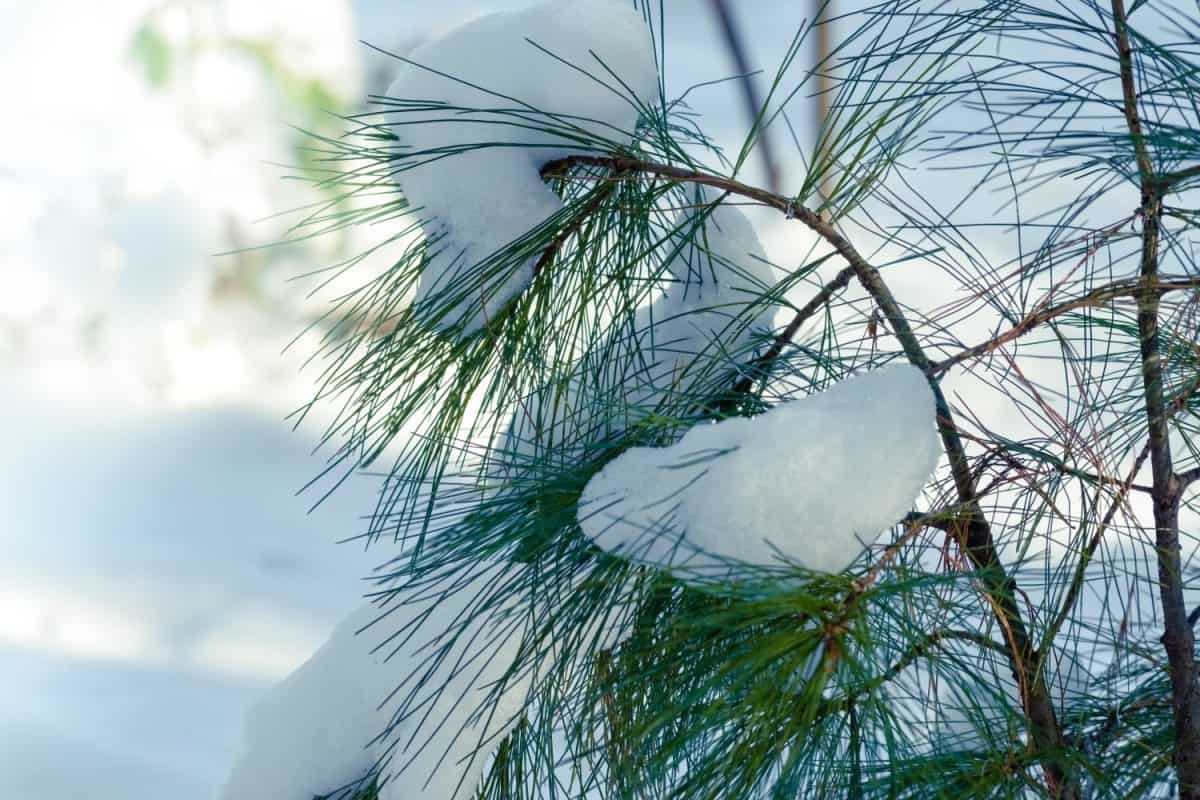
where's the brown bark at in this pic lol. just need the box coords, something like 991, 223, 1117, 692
1110, 0, 1200, 793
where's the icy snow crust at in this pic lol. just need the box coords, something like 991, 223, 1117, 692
577, 365, 942, 579
386, 0, 658, 333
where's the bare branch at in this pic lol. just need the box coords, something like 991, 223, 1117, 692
1158, 163, 1200, 191
932, 277, 1200, 376
731, 263, 857, 395
1179, 466, 1200, 492
708, 0, 781, 194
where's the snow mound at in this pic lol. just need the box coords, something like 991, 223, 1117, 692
219, 605, 387, 800
577, 365, 942, 579
220, 561, 617, 800
385, 0, 658, 333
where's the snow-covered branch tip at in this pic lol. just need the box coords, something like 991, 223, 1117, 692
385, 0, 658, 334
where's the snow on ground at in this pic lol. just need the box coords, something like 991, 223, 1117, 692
385, 0, 658, 332
0, 2, 378, 796
0, 393, 381, 799
578, 365, 941, 579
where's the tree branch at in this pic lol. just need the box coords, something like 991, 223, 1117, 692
731, 263, 857, 395
1046, 440, 1152, 644
931, 277, 1200, 376
543, 151, 1078, 797
1110, 0, 1200, 793
535, 166, 628, 275
1158, 163, 1200, 191
708, 0, 781, 194
836, 628, 1010, 708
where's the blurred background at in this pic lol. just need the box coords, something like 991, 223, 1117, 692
0, 2, 815, 797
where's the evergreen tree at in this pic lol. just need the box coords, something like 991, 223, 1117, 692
224, 1, 1200, 797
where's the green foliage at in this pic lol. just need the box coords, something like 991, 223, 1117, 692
290, 0, 1200, 797
130, 21, 173, 88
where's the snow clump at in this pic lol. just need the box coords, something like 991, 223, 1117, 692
386, 0, 659, 333
577, 364, 942, 580
222, 567, 534, 800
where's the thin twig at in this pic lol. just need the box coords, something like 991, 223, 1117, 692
732, 263, 857, 394
931, 277, 1200, 375
534, 169, 626, 275
1045, 440, 1151, 643
813, 0, 835, 205
708, 0, 781, 194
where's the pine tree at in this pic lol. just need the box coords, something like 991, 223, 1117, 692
223, 1, 1200, 798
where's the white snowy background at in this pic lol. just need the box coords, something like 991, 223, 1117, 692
0, 2, 819, 797
3, 1, 1193, 797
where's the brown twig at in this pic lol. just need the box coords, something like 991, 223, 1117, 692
731, 263, 857, 395
534, 167, 627, 276
931, 278, 1200, 375
813, 0, 835, 205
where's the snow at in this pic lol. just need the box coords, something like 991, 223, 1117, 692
500, 188, 777, 470
219, 605, 386, 800
5, 1, 1155, 797
220, 552, 639, 800
0, 401, 380, 800
577, 364, 942, 579
628, 186, 777, 397
221, 567, 537, 800
384, 0, 659, 332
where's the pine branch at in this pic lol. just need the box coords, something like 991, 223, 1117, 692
1110, 0, 1200, 793
542, 152, 1079, 798
932, 277, 1200, 376
533, 167, 627, 276
1180, 467, 1200, 492
1045, 440, 1152, 644
1157, 163, 1200, 191
731, 262, 857, 395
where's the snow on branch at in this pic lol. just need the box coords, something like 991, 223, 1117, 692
577, 364, 942, 581
384, 0, 658, 333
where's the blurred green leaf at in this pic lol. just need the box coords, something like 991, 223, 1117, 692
130, 22, 172, 89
